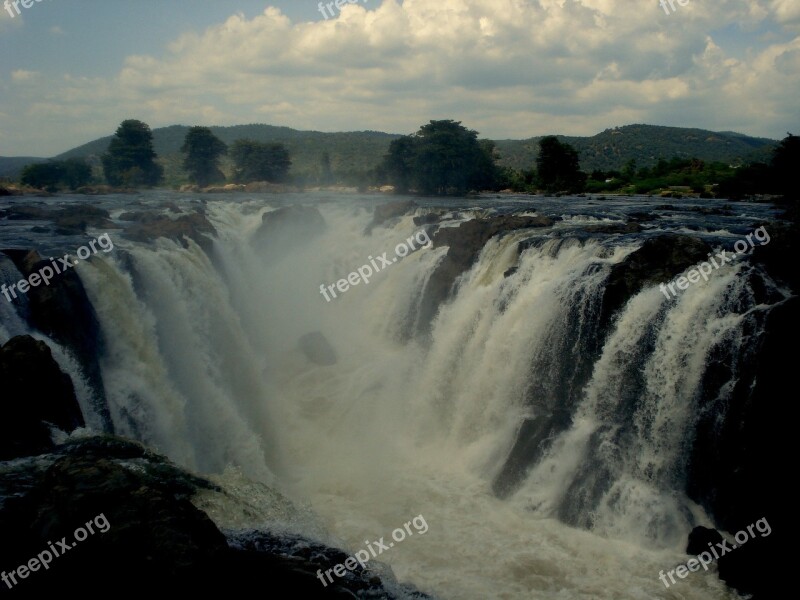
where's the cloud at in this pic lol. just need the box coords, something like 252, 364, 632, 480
1, 0, 799, 155
11, 69, 40, 82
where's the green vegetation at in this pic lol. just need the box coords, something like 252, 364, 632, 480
19, 158, 92, 191
101, 120, 164, 187
7, 123, 793, 200
180, 127, 227, 187
535, 136, 586, 193
229, 139, 291, 183
379, 120, 498, 195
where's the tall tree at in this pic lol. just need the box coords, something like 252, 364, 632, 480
381, 136, 416, 193
230, 139, 291, 183
319, 152, 334, 185
381, 120, 497, 195
771, 132, 800, 198
180, 126, 227, 187
101, 120, 163, 187
535, 136, 586, 193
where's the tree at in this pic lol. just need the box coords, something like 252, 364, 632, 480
318, 152, 334, 185
380, 120, 498, 195
20, 158, 92, 191
535, 136, 587, 193
230, 139, 291, 183
381, 136, 416, 193
180, 126, 227, 187
101, 119, 164, 187
771, 133, 800, 198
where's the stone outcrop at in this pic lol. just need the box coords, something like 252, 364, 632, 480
0, 335, 84, 460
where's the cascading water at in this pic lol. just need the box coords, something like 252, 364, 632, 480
49, 193, 783, 599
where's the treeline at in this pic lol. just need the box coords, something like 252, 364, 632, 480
19, 120, 293, 191
16, 118, 799, 201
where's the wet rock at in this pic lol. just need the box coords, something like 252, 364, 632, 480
599, 234, 711, 330
584, 222, 643, 234
2, 249, 111, 430
0, 335, 84, 460
416, 215, 553, 333
252, 205, 326, 256
298, 332, 337, 366
367, 200, 418, 233
124, 212, 216, 251
0, 436, 433, 596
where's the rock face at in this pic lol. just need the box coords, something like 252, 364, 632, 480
416, 215, 553, 335
298, 332, 337, 366
1, 249, 110, 429
252, 205, 326, 256
124, 212, 216, 251
599, 234, 710, 331
3, 204, 117, 234
366, 200, 418, 233
0, 436, 432, 596
0, 335, 84, 460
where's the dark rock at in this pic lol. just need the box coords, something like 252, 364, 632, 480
2, 249, 111, 430
686, 526, 723, 555
52, 204, 117, 234
5, 204, 51, 220
118, 211, 160, 223
599, 234, 711, 331
367, 200, 418, 233
252, 205, 326, 256
125, 212, 216, 251
584, 222, 643, 234
413, 212, 443, 226
415, 215, 553, 336
0, 436, 433, 596
628, 211, 658, 222
298, 332, 337, 366
0, 335, 84, 460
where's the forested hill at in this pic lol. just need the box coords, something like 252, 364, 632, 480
56, 124, 401, 181
494, 125, 777, 171
0, 124, 776, 181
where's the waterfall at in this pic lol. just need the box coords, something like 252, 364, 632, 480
62, 196, 776, 599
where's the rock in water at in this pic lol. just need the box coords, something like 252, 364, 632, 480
298, 332, 337, 366
0, 335, 84, 460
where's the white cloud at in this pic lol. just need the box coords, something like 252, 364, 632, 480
1, 0, 799, 155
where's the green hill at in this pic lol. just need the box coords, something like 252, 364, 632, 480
494, 124, 777, 172
1, 123, 778, 184
56, 124, 401, 185
0, 156, 47, 179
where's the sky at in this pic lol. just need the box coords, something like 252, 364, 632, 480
1, 0, 798, 157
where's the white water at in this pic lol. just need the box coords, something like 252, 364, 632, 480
68, 197, 750, 599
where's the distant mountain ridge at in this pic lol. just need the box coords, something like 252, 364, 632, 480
494, 124, 777, 172
1, 124, 778, 181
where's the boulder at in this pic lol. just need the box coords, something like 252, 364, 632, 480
124, 212, 216, 251
0, 335, 84, 460
298, 332, 337, 366
366, 200, 418, 233
252, 205, 326, 256
1, 248, 111, 430
599, 234, 711, 331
